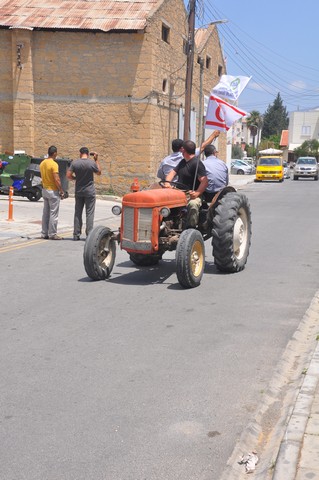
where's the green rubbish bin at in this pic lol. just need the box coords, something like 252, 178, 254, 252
0, 154, 32, 186
32, 157, 72, 195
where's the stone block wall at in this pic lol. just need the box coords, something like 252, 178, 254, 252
0, 30, 13, 151
146, 0, 189, 175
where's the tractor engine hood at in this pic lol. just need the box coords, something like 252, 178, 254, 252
122, 188, 188, 208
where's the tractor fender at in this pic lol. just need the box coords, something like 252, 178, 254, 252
205, 186, 237, 228
208, 186, 237, 208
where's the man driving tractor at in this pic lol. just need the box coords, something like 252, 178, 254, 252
164, 140, 208, 228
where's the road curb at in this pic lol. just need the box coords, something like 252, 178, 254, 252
219, 291, 319, 480
272, 341, 319, 479
67, 193, 122, 202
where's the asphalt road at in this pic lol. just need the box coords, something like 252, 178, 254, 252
1, 177, 319, 480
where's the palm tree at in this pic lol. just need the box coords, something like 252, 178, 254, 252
247, 110, 262, 157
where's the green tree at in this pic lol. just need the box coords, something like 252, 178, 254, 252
259, 135, 281, 150
247, 110, 262, 132
245, 145, 255, 157
231, 144, 243, 159
294, 139, 319, 159
261, 93, 288, 138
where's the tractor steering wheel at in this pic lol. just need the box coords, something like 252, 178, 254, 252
159, 180, 190, 192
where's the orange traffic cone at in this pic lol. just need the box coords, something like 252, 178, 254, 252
7, 186, 14, 221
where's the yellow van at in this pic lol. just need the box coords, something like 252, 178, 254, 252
255, 156, 284, 182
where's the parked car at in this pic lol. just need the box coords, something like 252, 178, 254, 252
283, 162, 290, 179
231, 159, 255, 175
242, 157, 255, 167
293, 157, 318, 180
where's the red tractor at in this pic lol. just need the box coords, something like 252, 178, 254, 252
83, 181, 252, 288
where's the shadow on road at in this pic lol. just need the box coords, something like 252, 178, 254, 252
78, 258, 222, 288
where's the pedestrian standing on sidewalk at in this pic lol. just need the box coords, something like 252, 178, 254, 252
67, 147, 102, 240
39, 145, 65, 240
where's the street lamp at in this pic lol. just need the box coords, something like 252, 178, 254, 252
198, 19, 228, 29
183, 10, 228, 140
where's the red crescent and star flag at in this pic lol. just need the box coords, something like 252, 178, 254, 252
205, 94, 248, 132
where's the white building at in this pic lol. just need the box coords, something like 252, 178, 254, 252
288, 108, 319, 151
230, 117, 261, 160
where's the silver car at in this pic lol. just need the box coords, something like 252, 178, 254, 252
293, 157, 318, 181
230, 159, 255, 175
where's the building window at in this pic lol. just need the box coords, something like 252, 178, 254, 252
301, 125, 311, 136
206, 56, 211, 69
162, 79, 168, 93
162, 24, 170, 44
218, 64, 223, 76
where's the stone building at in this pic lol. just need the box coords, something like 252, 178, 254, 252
0, 0, 226, 193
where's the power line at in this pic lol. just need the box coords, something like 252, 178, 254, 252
200, 0, 319, 111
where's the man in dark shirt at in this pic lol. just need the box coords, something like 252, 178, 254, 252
67, 147, 102, 240
165, 140, 208, 228
157, 130, 220, 181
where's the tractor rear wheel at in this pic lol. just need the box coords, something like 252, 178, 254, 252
83, 226, 116, 280
129, 253, 162, 266
176, 229, 205, 288
212, 192, 251, 273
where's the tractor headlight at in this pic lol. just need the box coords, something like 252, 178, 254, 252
160, 207, 171, 218
112, 205, 122, 216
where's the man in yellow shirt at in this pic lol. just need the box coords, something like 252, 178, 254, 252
39, 145, 64, 240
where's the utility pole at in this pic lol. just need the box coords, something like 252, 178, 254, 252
198, 57, 204, 146
183, 0, 196, 141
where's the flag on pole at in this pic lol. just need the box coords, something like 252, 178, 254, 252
212, 75, 251, 102
205, 94, 248, 132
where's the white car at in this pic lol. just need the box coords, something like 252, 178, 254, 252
293, 157, 318, 181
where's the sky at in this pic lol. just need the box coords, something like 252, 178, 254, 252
185, 0, 319, 115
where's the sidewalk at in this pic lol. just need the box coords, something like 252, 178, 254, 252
273, 341, 319, 479
0, 194, 122, 245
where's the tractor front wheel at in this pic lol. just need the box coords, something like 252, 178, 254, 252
83, 226, 116, 280
212, 192, 251, 273
176, 229, 205, 288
